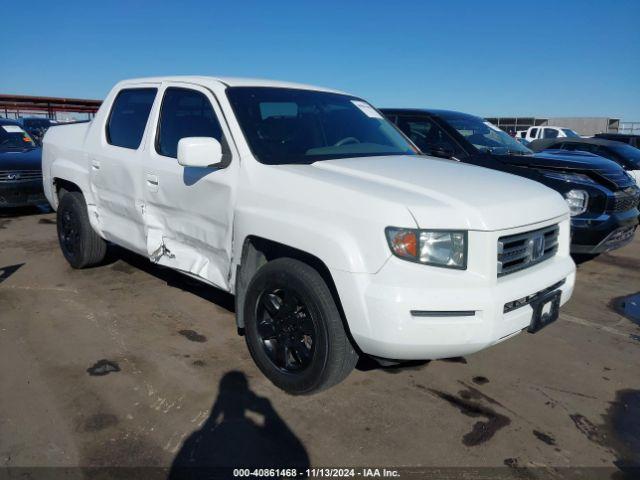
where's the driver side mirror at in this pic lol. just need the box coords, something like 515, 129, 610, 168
429, 145, 454, 159
177, 137, 223, 168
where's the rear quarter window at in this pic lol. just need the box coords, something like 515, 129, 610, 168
106, 88, 157, 149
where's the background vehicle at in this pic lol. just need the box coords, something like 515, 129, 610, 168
529, 137, 640, 185
595, 133, 640, 149
519, 126, 581, 142
382, 109, 640, 255
0, 118, 47, 208
43, 77, 575, 394
19, 117, 56, 145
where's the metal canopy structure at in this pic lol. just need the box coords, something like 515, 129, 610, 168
0, 94, 102, 120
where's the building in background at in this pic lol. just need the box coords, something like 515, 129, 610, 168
486, 116, 624, 137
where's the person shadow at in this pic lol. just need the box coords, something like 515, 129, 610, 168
169, 371, 309, 479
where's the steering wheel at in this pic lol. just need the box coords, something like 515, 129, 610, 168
334, 137, 360, 147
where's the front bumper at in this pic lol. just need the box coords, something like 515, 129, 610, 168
0, 180, 47, 208
571, 208, 639, 254
332, 219, 576, 360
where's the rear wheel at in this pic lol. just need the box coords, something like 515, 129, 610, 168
244, 258, 358, 394
56, 191, 107, 268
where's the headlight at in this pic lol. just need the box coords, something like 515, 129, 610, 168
385, 228, 467, 269
564, 189, 589, 216
538, 169, 597, 185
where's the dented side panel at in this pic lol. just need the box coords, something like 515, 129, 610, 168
140, 82, 240, 291
83, 81, 161, 255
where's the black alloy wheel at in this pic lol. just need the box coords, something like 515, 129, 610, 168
243, 258, 359, 394
256, 287, 316, 372
59, 207, 80, 256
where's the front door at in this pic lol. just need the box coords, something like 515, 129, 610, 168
141, 82, 238, 290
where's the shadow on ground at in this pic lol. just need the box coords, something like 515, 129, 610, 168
107, 246, 235, 314
169, 371, 309, 479
0, 263, 25, 284
356, 356, 430, 373
0, 205, 51, 218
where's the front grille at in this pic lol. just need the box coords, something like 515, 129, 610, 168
497, 224, 559, 277
0, 170, 42, 183
608, 187, 640, 213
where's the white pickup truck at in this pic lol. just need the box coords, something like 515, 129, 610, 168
43, 76, 576, 394
516, 126, 581, 142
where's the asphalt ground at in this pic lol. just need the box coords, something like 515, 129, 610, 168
1, 208, 638, 479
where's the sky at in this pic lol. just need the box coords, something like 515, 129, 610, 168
1, 0, 639, 119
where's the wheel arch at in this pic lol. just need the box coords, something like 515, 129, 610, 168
53, 177, 82, 200
234, 236, 349, 337
49, 158, 93, 209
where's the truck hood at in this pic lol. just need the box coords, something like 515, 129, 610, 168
305, 155, 568, 231
0, 147, 42, 171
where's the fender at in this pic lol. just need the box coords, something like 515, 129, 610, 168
231, 205, 395, 284
50, 158, 93, 205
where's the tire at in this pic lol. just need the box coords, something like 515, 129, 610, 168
56, 191, 107, 269
244, 258, 358, 394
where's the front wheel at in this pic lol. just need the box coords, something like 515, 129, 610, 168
244, 258, 358, 394
56, 191, 107, 269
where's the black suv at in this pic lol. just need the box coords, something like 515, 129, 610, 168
382, 109, 640, 255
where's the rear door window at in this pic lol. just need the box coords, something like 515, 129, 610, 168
529, 128, 539, 138
106, 88, 157, 149
156, 87, 225, 159
543, 128, 559, 139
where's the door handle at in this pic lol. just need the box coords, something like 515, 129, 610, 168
146, 174, 159, 190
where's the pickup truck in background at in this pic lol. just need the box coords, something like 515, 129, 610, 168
43, 76, 576, 394
517, 126, 581, 142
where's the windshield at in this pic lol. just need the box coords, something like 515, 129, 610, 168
226, 87, 416, 164
0, 124, 37, 150
437, 112, 532, 155
611, 144, 640, 168
562, 128, 580, 138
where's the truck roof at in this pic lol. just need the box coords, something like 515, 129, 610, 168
116, 76, 347, 95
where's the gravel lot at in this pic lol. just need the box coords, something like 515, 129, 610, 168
1, 208, 638, 478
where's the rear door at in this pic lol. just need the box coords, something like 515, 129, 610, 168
87, 85, 158, 254
141, 82, 239, 290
